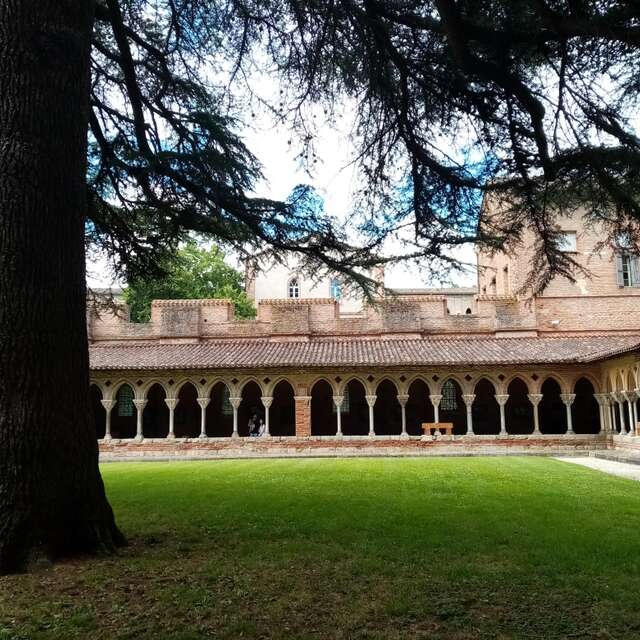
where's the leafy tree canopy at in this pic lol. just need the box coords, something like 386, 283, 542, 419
124, 241, 256, 322
226, 0, 640, 292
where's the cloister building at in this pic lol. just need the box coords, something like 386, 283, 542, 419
88, 206, 640, 459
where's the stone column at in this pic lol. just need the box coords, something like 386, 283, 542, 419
197, 397, 210, 438
397, 394, 409, 437
429, 394, 442, 423
462, 394, 476, 435
164, 397, 178, 439
261, 396, 273, 437
294, 395, 312, 437
229, 396, 242, 438
133, 399, 147, 441
333, 395, 344, 436
633, 388, 640, 431
560, 393, 576, 434
365, 394, 377, 437
100, 399, 115, 440
527, 394, 543, 435
624, 391, 636, 436
593, 394, 608, 433
495, 394, 509, 435
609, 393, 618, 432
616, 393, 627, 434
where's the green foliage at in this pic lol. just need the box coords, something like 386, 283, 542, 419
123, 242, 256, 322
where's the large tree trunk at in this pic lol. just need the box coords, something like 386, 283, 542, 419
0, 1, 125, 573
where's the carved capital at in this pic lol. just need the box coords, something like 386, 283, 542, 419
593, 393, 609, 406
397, 393, 409, 407
494, 394, 509, 407
100, 399, 116, 412
429, 394, 443, 407
133, 399, 147, 411
164, 397, 178, 411
623, 390, 637, 402
461, 394, 476, 406
260, 396, 273, 409
527, 393, 543, 406
197, 397, 210, 410
333, 395, 344, 409
229, 396, 242, 410
560, 393, 576, 407
365, 394, 377, 408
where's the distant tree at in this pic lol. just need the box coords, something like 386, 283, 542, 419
125, 243, 256, 322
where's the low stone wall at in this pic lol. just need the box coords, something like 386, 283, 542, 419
99, 434, 609, 461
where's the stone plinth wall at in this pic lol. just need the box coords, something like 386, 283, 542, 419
99, 434, 609, 461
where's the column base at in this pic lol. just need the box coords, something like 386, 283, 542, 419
167, 433, 175, 440
198, 433, 208, 439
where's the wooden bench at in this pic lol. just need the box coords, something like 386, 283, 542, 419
421, 422, 454, 436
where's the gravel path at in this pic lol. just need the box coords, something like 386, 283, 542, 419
556, 456, 640, 482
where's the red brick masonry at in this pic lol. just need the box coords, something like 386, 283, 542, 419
99, 434, 609, 460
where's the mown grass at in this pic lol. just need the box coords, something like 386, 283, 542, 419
2, 457, 640, 639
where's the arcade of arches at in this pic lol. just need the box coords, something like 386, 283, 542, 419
90, 362, 640, 443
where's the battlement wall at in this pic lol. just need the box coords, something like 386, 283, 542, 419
87, 292, 640, 343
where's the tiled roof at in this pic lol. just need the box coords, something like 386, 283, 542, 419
89, 335, 640, 371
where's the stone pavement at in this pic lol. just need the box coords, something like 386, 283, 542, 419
556, 456, 640, 482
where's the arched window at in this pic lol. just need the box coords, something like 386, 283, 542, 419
330, 278, 342, 300
440, 380, 457, 411
288, 277, 300, 299
116, 385, 134, 417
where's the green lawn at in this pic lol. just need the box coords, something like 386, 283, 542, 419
2, 457, 640, 639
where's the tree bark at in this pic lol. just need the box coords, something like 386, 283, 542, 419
0, 1, 125, 573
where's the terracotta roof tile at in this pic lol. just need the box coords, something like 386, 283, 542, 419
89, 335, 640, 371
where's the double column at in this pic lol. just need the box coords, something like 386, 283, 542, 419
623, 390, 637, 436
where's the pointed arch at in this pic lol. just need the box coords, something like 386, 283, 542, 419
143, 382, 169, 438
539, 374, 569, 395
175, 381, 200, 438
505, 377, 533, 435
374, 378, 401, 435
207, 380, 234, 437
141, 378, 170, 399
111, 382, 137, 439
439, 378, 466, 435
265, 375, 297, 397
311, 379, 336, 436
404, 374, 432, 396
341, 378, 368, 436
539, 377, 566, 434
473, 378, 500, 435
337, 375, 370, 396
238, 380, 263, 437
271, 379, 295, 436
406, 378, 434, 436
572, 377, 601, 434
